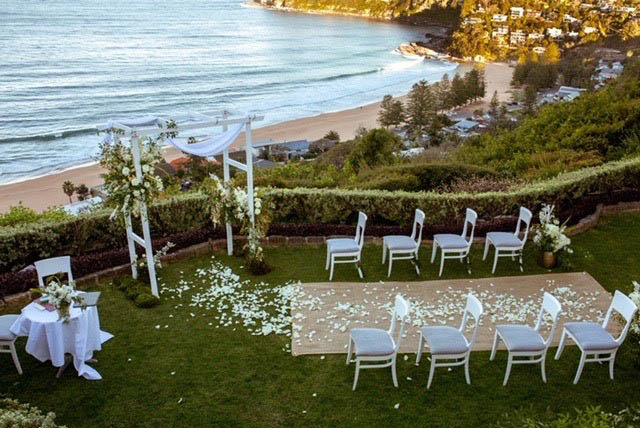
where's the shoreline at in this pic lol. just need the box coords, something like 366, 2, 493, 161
0, 63, 514, 213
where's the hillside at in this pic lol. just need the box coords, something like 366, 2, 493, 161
253, 0, 460, 23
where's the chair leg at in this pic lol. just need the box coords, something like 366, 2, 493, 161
387, 255, 393, 277
431, 243, 437, 263
352, 360, 360, 391
427, 357, 436, 389
503, 354, 513, 386
518, 251, 524, 272
329, 256, 335, 281
391, 357, 398, 388
464, 355, 471, 385
574, 352, 587, 384
10, 342, 22, 375
609, 352, 616, 380
414, 253, 420, 275
346, 337, 353, 365
356, 263, 364, 279
490, 330, 499, 361
483, 239, 490, 260
325, 249, 330, 270
382, 244, 386, 264
555, 330, 567, 360
541, 354, 547, 383
492, 249, 499, 274
416, 335, 424, 365
439, 252, 445, 277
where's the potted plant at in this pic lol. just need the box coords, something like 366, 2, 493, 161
532, 204, 572, 269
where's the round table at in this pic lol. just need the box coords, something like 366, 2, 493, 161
10, 302, 113, 380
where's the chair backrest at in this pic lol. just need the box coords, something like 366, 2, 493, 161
459, 293, 484, 350
355, 212, 367, 249
603, 290, 638, 345
34, 256, 73, 288
410, 209, 426, 246
535, 292, 562, 346
461, 208, 478, 247
514, 207, 533, 246
388, 294, 410, 352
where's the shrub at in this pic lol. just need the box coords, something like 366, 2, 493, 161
135, 293, 160, 308
0, 204, 71, 228
0, 398, 67, 427
493, 404, 640, 427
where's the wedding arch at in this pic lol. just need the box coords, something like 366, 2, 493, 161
99, 110, 264, 297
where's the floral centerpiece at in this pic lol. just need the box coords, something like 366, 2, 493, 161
98, 136, 164, 220
532, 204, 572, 268
32, 279, 83, 322
202, 175, 272, 274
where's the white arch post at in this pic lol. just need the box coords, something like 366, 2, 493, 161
100, 110, 263, 297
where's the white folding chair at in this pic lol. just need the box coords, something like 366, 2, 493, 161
483, 206, 532, 273
490, 292, 561, 386
34, 256, 74, 287
555, 290, 638, 384
382, 209, 425, 277
346, 295, 409, 390
0, 314, 22, 375
326, 212, 367, 281
431, 208, 478, 277
416, 293, 483, 388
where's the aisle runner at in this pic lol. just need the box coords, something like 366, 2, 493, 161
291, 272, 615, 356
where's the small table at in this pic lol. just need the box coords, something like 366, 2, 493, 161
10, 301, 113, 380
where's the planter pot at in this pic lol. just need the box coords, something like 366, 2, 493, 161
540, 251, 558, 269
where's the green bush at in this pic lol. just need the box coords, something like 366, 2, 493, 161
352, 163, 498, 192
1, 158, 640, 273
134, 293, 160, 308
0, 203, 71, 227
493, 404, 640, 427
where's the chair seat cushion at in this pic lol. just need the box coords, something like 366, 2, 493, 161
496, 324, 545, 352
487, 232, 523, 248
420, 326, 469, 355
434, 234, 468, 250
384, 235, 417, 251
351, 328, 395, 356
327, 238, 360, 254
564, 322, 618, 351
0, 314, 19, 341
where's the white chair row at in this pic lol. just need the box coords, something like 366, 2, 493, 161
2, 256, 75, 374
347, 290, 638, 389
327, 207, 533, 280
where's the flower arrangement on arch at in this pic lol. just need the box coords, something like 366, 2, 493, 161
532, 204, 572, 254
98, 136, 164, 220
202, 175, 272, 271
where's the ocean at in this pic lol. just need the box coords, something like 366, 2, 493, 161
0, 0, 457, 184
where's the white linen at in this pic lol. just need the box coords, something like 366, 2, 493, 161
10, 303, 113, 380
167, 122, 244, 157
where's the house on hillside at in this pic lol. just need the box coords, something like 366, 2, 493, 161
526, 9, 542, 18
464, 17, 483, 25
492, 14, 508, 22
510, 7, 524, 18
532, 46, 547, 54
594, 61, 624, 81
528, 32, 544, 40
563, 14, 580, 23
557, 86, 587, 101
510, 30, 527, 45
547, 27, 563, 39
268, 139, 310, 160
584, 26, 597, 34
450, 119, 480, 135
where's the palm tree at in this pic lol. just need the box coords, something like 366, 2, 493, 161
62, 181, 74, 203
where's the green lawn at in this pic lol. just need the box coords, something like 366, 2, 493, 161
1, 212, 640, 427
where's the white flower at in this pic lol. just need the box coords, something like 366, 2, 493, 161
121, 167, 130, 176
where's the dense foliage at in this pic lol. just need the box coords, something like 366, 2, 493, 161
0, 398, 67, 428
0, 204, 71, 228
456, 59, 640, 177
493, 404, 640, 428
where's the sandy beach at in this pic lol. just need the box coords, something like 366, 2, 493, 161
0, 63, 513, 213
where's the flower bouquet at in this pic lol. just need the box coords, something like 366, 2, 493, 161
32, 279, 83, 322
532, 204, 572, 269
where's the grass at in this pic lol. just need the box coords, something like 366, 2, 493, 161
1, 212, 640, 427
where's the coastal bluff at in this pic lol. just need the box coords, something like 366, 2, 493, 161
252, 0, 458, 20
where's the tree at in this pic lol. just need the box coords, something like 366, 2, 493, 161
377, 95, 406, 129
461, 0, 475, 17
522, 85, 538, 116
346, 128, 402, 173
543, 42, 561, 64
406, 80, 437, 139
62, 180, 74, 203
621, 20, 640, 41
74, 184, 90, 201
437, 73, 452, 111
323, 130, 340, 142
488, 90, 500, 118
451, 73, 468, 107
464, 68, 486, 102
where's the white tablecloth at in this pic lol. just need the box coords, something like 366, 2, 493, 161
10, 302, 113, 380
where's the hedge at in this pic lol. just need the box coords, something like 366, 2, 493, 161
1, 158, 639, 274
